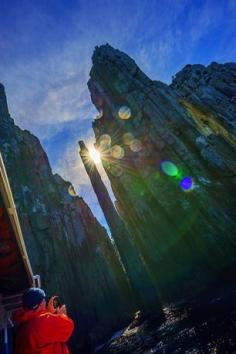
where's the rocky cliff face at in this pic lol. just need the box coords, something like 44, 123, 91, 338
1, 46, 236, 352
88, 45, 236, 302
79, 141, 163, 316
171, 62, 236, 135
0, 83, 133, 350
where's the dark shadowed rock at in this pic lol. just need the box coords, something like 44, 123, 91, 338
171, 62, 236, 135
79, 140, 164, 317
0, 84, 10, 116
88, 44, 236, 302
96, 280, 236, 353
0, 84, 134, 350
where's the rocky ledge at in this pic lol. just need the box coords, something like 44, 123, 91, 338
96, 275, 236, 353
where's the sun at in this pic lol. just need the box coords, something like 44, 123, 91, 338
89, 148, 101, 164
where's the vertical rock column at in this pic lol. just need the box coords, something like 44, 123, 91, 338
79, 140, 164, 316
1, 83, 161, 346
88, 44, 236, 302
0, 84, 9, 116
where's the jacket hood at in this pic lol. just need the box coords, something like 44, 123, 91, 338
12, 308, 46, 324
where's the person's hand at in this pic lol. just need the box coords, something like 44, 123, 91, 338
57, 305, 67, 315
47, 296, 57, 314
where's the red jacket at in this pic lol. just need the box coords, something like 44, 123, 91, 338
13, 309, 74, 354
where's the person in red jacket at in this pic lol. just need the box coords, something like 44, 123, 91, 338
13, 288, 74, 354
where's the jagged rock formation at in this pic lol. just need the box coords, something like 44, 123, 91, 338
88, 45, 236, 302
171, 62, 236, 172
171, 62, 236, 135
79, 141, 163, 315
96, 278, 236, 353
1, 46, 236, 352
0, 83, 134, 350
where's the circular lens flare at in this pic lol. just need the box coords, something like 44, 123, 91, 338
180, 177, 193, 191
123, 132, 134, 145
110, 165, 123, 177
89, 148, 101, 164
130, 139, 142, 152
118, 106, 131, 120
111, 145, 124, 159
161, 161, 178, 177
99, 134, 112, 150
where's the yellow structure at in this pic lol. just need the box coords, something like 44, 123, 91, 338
0, 152, 34, 350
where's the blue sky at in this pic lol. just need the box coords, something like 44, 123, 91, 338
0, 0, 235, 229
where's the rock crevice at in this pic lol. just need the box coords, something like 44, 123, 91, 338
88, 44, 236, 302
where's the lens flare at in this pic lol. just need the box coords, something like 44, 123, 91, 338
110, 165, 123, 177
130, 139, 142, 152
68, 185, 77, 197
89, 148, 101, 164
99, 134, 112, 150
161, 161, 178, 177
111, 145, 124, 159
180, 177, 193, 191
123, 132, 134, 145
118, 106, 131, 120
153, 171, 160, 180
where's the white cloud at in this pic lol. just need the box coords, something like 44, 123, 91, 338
1, 0, 190, 141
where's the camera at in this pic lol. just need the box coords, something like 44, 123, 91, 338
53, 296, 61, 309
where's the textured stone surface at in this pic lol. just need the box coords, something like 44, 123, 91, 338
0, 84, 133, 351
1, 45, 236, 352
88, 44, 236, 302
79, 141, 163, 315
96, 278, 236, 353
171, 62, 236, 135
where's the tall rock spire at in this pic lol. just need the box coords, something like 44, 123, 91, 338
79, 140, 122, 231
0, 86, 138, 347
0, 84, 10, 116
79, 140, 164, 316
87, 44, 236, 302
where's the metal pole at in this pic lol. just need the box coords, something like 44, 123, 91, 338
33, 275, 41, 288
3, 315, 9, 354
